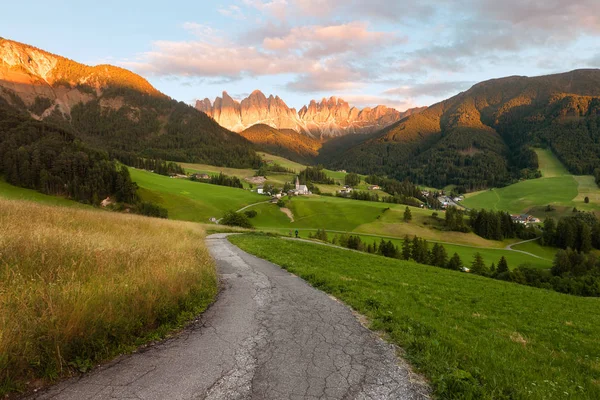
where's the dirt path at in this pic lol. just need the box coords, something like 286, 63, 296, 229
279, 207, 294, 222
29, 234, 429, 400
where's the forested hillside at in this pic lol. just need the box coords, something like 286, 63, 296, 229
0, 38, 261, 169
0, 98, 137, 204
324, 69, 600, 190
239, 124, 322, 163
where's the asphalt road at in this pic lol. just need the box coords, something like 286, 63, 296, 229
28, 234, 429, 400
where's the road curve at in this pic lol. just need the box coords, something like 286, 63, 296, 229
28, 234, 429, 400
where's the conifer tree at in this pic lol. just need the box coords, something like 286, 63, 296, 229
401, 236, 411, 260
470, 252, 488, 275
404, 206, 412, 222
447, 253, 463, 270
497, 256, 509, 274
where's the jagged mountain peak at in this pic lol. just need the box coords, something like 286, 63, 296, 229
197, 90, 407, 137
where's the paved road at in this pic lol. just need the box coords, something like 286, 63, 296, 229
28, 234, 429, 400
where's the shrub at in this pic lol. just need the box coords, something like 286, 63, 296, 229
244, 210, 258, 218
221, 211, 254, 229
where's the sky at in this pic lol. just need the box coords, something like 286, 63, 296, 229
2, 0, 600, 111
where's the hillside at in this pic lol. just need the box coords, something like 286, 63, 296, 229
325, 69, 600, 190
238, 124, 322, 163
231, 234, 600, 399
0, 38, 261, 168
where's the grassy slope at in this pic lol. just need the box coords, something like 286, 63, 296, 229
463, 149, 600, 217
250, 198, 552, 269
0, 199, 217, 395
230, 234, 600, 400
0, 179, 90, 208
130, 169, 264, 222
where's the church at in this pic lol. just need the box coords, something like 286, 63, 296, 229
293, 176, 310, 195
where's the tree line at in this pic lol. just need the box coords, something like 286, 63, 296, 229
541, 212, 600, 253
298, 166, 334, 185
110, 151, 185, 176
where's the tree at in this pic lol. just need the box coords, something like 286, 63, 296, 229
497, 256, 509, 274
579, 223, 593, 253
447, 253, 463, 271
344, 172, 360, 187
585, 196, 590, 204
470, 252, 489, 275
244, 210, 257, 218
401, 235, 411, 260
431, 243, 448, 268
541, 218, 556, 246
404, 206, 412, 222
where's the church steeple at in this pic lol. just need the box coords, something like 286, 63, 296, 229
295, 176, 300, 190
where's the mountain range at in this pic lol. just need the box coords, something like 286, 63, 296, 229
196, 90, 423, 138
2, 37, 600, 193
323, 69, 600, 190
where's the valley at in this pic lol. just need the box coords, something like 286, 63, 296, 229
2, 34, 600, 400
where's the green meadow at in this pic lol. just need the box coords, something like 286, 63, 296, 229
0, 179, 90, 209
230, 234, 600, 400
463, 149, 600, 217
130, 169, 264, 222
247, 196, 551, 269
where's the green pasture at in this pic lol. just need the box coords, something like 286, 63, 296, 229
0, 179, 90, 209
231, 234, 600, 400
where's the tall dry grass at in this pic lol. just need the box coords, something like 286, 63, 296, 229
0, 199, 217, 393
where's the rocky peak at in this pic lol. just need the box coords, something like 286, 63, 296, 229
196, 90, 407, 137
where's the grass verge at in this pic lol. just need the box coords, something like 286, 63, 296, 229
230, 234, 600, 399
0, 199, 217, 396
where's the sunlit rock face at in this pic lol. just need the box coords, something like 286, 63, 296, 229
196, 90, 407, 138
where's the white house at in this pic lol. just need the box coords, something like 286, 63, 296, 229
257, 186, 264, 195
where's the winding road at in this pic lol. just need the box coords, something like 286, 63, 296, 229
28, 234, 429, 400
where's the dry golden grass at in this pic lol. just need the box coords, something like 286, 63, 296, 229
0, 199, 217, 394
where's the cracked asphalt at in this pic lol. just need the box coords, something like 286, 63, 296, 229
27, 234, 429, 400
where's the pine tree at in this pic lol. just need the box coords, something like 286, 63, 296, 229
470, 252, 488, 275
401, 236, 411, 260
497, 256, 509, 274
404, 206, 412, 222
447, 253, 463, 271
579, 224, 593, 253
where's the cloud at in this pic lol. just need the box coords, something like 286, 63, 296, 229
125, 20, 397, 93
384, 81, 474, 98
218, 5, 246, 20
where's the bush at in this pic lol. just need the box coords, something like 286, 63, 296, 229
277, 199, 286, 208
244, 210, 258, 218
221, 211, 254, 229
136, 201, 168, 218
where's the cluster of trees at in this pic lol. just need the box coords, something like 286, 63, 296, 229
442, 207, 536, 241
495, 249, 600, 297
195, 172, 244, 189
0, 101, 168, 218
298, 166, 334, 185
468, 208, 537, 240
221, 211, 253, 229
541, 213, 600, 253
344, 172, 360, 187
256, 162, 294, 177
365, 175, 425, 200
337, 190, 379, 202
111, 152, 185, 176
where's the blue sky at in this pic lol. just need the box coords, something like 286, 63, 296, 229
2, 0, 600, 110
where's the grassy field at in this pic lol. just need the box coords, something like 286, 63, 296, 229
230, 234, 600, 399
130, 169, 264, 222
0, 179, 90, 209
0, 199, 217, 395
463, 149, 600, 218
248, 197, 551, 269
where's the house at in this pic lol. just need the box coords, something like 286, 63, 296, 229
368, 185, 381, 190
192, 173, 210, 180
272, 193, 283, 199
257, 186, 265, 195
293, 176, 310, 195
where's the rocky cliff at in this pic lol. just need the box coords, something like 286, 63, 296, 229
196, 90, 416, 137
